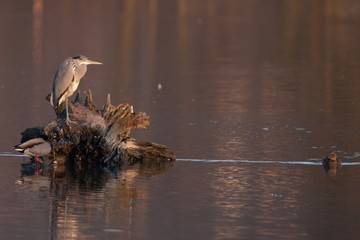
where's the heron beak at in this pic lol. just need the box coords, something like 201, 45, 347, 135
85, 60, 103, 65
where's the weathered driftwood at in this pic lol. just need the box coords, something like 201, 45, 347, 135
20, 90, 176, 167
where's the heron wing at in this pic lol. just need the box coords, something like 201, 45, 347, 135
52, 60, 76, 107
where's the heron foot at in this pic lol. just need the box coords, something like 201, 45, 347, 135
64, 118, 77, 127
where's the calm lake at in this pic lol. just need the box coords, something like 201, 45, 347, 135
1, 1, 360, 239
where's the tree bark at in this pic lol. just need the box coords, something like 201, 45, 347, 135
20, 90, 176, 167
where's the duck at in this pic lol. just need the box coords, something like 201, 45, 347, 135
14, 138, 51, 163
322, 151, 342, 171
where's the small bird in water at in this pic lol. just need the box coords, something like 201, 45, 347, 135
322, 151, 342, 172
14, 138, 51, 163
50, 55, 102, 121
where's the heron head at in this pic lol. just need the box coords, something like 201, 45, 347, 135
72, 55, 103, 65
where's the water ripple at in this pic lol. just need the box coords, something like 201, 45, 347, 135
177, 158, 360, 166
2, 152, 360, 166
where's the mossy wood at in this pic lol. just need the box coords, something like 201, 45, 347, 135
20, 90, 176, 166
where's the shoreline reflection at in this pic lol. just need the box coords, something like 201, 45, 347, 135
17, 155, 174, 240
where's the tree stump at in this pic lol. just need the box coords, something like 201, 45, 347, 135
19, 90, 176, 167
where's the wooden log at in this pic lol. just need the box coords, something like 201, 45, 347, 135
20, 90, 176, 167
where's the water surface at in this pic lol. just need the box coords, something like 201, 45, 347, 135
1, 1, 360, 239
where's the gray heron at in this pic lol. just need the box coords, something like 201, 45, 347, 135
50, 55, 102, 121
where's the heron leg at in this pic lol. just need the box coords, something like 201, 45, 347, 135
65, 97, 77, 126
66, 97, 70, 121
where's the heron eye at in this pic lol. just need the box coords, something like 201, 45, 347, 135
72, 55, 82, 60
